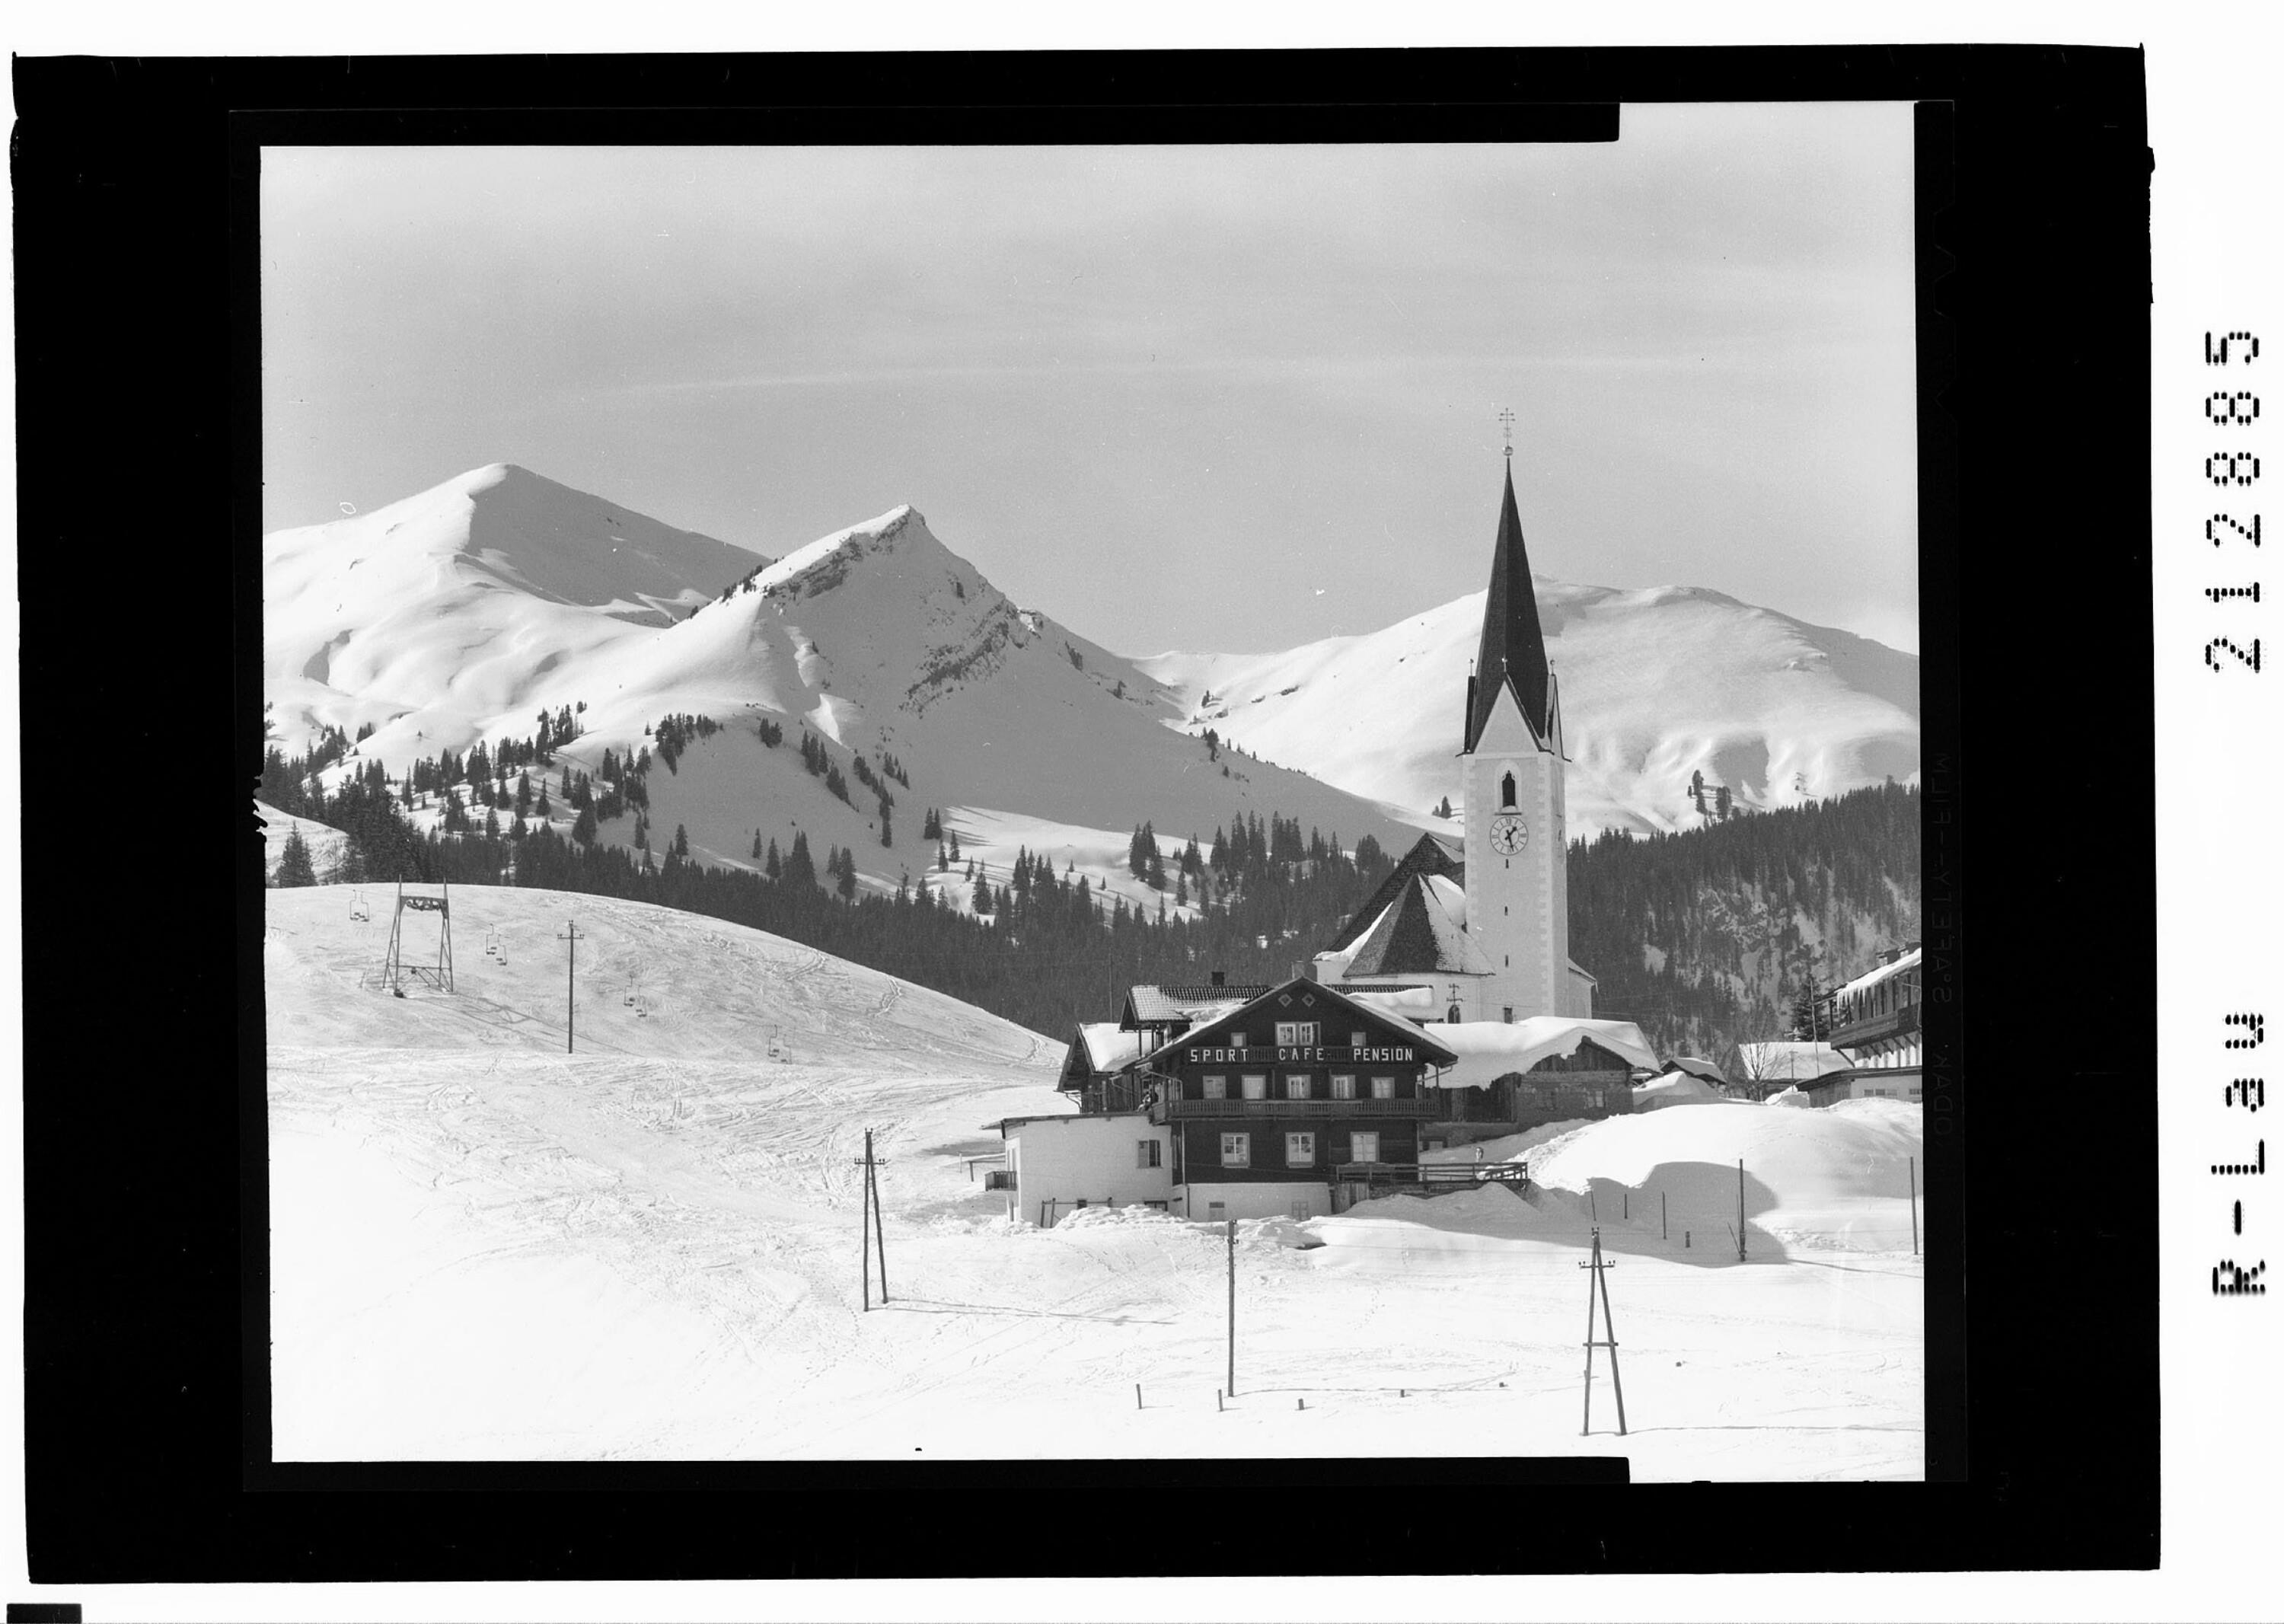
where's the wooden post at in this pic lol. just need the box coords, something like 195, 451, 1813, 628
1622, 1189, 1628, 1221
1661, 1192, 1667, 1240
869, 1128, 889, 1303
1909, 1154, 1919, 1255
860, 1132, 872, 1313
1227, 1217, 1237, 1397
1597, 1232, 1628, 1436
556, 920, 584, 1054
1580, 1230, 1600, 1435
1580, 1227, 1628, 1436
1737, 1159, 1746, 1262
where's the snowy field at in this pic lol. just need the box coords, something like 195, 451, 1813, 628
266, 884, 1922, 1477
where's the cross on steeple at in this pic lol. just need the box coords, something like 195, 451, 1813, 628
1498, 407, 1517, 459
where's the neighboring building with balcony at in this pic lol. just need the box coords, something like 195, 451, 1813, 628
1829, 944, 1922, 1074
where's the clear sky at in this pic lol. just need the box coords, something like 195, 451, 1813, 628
263, 104, 1919, 656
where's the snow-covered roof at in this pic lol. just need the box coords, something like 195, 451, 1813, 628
1143, 978, 1461, 1070
1633, 1071, 1733, 1110
1124, 985, 1262, 1026
1664, 1054, 1729, 1084
1343, 876, 1496, 978
1764, 1085, 1813, 1109
1067, 1023, 1145, 1076
1425, 1016, 1659, 1090
1344, 984, 1439, 1016
1735, 1041, 1854, 1081
1833, 946, 1922, 1000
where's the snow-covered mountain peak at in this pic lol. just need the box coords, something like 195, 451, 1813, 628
716, 503, 933, 608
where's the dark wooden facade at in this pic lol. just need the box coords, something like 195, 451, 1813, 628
1140, 978, 1457, 1188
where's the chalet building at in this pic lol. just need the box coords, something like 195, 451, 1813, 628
1057, 1023, 1148, 1115
1826, 944, 1922, 1102
1002, 976, 1459, 1223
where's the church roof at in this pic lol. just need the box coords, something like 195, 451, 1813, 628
1464, 461, 1554, 753
1322, 831, 1463, 955
1342, 875, 1498, 978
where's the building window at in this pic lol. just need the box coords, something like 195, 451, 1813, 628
1285, 1131, 1316, 1167
1220, 1133, 1250, 1168
1202, 1074, 1227, 1099
1503, 1006, 1514, 1023
1241, 1074, 1268, 1099
1501, 771, 1517, 809
1137, 1141, 1161, 1169
1349, 1029, 1367, 1048
1448, 1004, 1464, 1023
1227, 1030, 1247, 1049
1286, 1074, 1313, 1100
1330, 1074, 1356, 1099
1370, 1076, 1396, 1099
1207, 1200, 1226, 1218
1275, 1020, 1319, 1046
1350, 1129, 1380, 1165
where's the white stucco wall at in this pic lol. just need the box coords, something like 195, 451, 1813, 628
1003, 1112, 1172, 1225
1177, 1181, 1332, 1223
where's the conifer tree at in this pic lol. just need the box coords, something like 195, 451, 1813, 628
274, 828, 317, 888
837, 850, 858, 900
972, 871, 993, 914
785, 830, 815, 889
765, 838, 782, 881
879, 802, 894, 847
573, 803, 598, 846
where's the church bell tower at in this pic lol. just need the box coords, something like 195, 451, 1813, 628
1459, 426, 1577, 1021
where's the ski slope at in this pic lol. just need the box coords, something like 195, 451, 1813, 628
266, 885, 1922, 1476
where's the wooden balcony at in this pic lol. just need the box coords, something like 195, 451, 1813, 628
1827, 1002, 1919, 1051
1156, 1096, 1439, 1121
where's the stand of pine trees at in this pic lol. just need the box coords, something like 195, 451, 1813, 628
262, 717, 1916, 1057
1565, 780, 1921, 1066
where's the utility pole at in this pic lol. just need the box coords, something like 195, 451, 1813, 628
1226, 1217, 1237, 1397
855, 1131, 893, 1310
869, 1128, 889, 1303
1579, 1228, 1627, 1436
556, 920, 585, 1053
1909, 1154, 1919, 1255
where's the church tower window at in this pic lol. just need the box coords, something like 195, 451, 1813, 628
1501, 771, 1517, 810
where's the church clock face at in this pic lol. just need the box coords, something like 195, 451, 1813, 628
1490, 814, 1529, 853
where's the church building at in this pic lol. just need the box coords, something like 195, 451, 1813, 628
1316, 456, 1597, 1023
999, 449, 1641, 1223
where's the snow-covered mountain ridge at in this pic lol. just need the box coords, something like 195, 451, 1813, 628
264, 466, 1427, 904
1139, 577, 1919, 836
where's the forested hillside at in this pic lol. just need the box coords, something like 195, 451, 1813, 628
263, 720, 1916, 1063
1568, 780, 1922, 1065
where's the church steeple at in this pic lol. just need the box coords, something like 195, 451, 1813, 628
1463, 458, 1552, 753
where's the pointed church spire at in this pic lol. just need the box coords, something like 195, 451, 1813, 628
1464, 453, 1552, 752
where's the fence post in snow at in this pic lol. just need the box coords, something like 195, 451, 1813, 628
1227, 1218, 1237, 1398
1737, 1159, 1746, 1262
1661, 1192, 1667, 1241
1909, 1154, 1919, 1255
